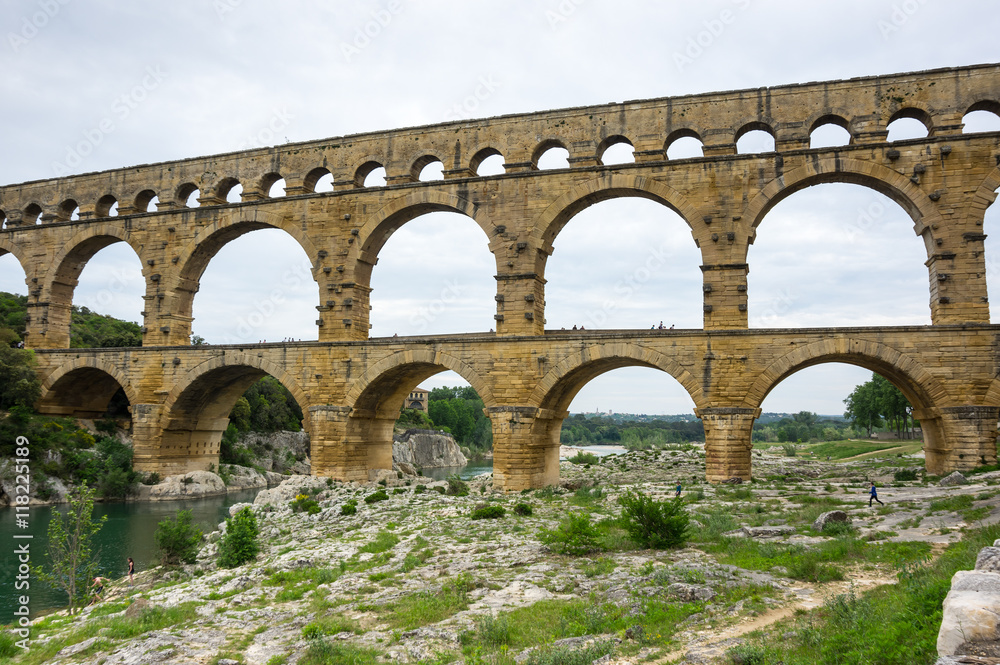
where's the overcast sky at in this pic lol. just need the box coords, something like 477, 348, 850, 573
1, 0, 998, 416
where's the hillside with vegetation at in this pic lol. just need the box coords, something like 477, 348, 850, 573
0, 292, 141, 348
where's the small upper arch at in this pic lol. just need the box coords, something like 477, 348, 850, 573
886, 107, 932, 141
260, 172, 286, 198
469, 147, 505, 177
963, 100, 1000, 133
303, 166, 334, 193
735, 121, 776, 154
411, 154, 444, 182
215, 177, 242, 203
355, 160, 386, 188
808, 113, 853, 149
664, 128, 705, 160
596, 135, 635, 165
177, 183, 201, 208
134, 189, 159, 213
23, 203, 43, 225
95, 194, 119, 218
58, 199, 80, 222
533, 139, 570, 170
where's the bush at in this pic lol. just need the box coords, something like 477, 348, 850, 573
894, 468, 919, 482
446, 474, 469, 496
364, 489, 389, 504
155, 509, 203, 565
143, 471, 161, 486
218, 506, 260, 568
539, 512, 603, 555
290, 493, 321, 515
513, 502, 533, 516
782, 444, 797, 457
471, 505, 506, 520
341, 500, 358, 516
568, 452, 600, 465
617, 490, 689, 549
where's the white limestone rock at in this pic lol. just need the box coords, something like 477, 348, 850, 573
937, 570, 1000, 656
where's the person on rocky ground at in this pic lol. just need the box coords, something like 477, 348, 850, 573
90, 576, 111, 604
127, 557, 135, 586
676, 483, 682, 497
868, 481, 884, 507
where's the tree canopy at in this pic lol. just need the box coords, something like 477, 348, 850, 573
843, 373, 914, 438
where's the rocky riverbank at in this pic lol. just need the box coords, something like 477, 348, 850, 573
15, 444, 1000, 665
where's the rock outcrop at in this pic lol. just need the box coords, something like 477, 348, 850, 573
392, 429, 468, 469
135, 471, 227, 501
940, 472, 969, 487
937, 539, 1000, 659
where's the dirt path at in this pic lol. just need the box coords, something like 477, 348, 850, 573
655, 569, 899, 664
837, 443, 922, 461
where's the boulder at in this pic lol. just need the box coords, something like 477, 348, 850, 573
813, 510, 851, 532
667, 583, 716, 602
742, 526, 796, 538
977, 548, 1000, 574
940, 472, 968, 487
254, 476, 329, 507
124, 597, 152, 618
145, 471, 227, 501
938, 570, 1000, 656
222, 465, 269, 491
393, 429, 468, 469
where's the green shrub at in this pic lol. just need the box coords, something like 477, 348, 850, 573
446, 474, 469, 496
894, 468, 919, 482
365, 489, 389, 504
539, 512, 603, 555
143, 471, 161, 486
471, 505, 506, 520
567, 452, 599, 465
514, 502, 533, 516
290, 493, 321, 515
782, 443, 797, 457
341, 500, 358, 516
617, 490, 689, 549
414, 485, 426, 494
0, 627, 20, 657
218, 506, 260, 568
154, 509, 203, 565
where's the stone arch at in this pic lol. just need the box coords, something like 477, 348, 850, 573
529, 342, 704, 414
807, 111, 853, 135
41, 226, 146, 347
969, 166, 1000, 224
743, 157, 942, 242
664, 127, 705, 157
530, 173, 704, 254
170, 208, 320, 340
37, 358, 138, 418
596, 135, 634, 163
743, 337, 946, 412
155, 352, 311, 475
0, 238, 31, 285
410, 154, 444, 181
470, 147, 504, 175
734, 119, 777, 143
354, 159, 386, 188
345, 348, 495, 411
532, 138, 569, 168
353, 189, 496, 272
888, 105, 934, 132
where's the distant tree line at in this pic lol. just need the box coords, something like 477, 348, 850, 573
560, 413, 705, 449
843, 373, 915, 438
0, 292, 142, 348
751, 411, 855, 443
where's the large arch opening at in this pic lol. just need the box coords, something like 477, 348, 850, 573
342, 358, 491, 482
48, 237, 145, 348
751, 357, 937, 474
984, 185, 1000, 322
544, 198, 702, 330
0, 251, 27, 296
157, 364, 306, 476
748, 183, 929, 327
37, 365, 134, 420
366, 211, 495, 336
188, 225, 318, 344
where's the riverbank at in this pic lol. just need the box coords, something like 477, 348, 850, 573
9, 443, 1000, 665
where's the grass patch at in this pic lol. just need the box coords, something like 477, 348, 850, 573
928, 494, 974, 512
264, 567, 341, 602
299, 640, 382, 665
359, 530, 400, 554
802, 441, 900, 459
375, 574, 474, 630
741, 523, 1000, 665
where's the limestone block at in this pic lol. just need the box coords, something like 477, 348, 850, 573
938, 570, 1000, 656
941, 472, 969, 486
813, 510, 850, 532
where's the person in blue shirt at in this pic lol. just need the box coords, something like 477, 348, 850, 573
675, 483, 682, 498
869, 481, 884, 507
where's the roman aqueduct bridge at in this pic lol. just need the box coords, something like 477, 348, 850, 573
3, 63, 1000, 489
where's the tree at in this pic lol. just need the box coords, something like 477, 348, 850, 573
0, 344, 41, 409
218, 506, 260, 568
844, 377, 883, 437
155, 509, 203, 565
36, 483, 107, 615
